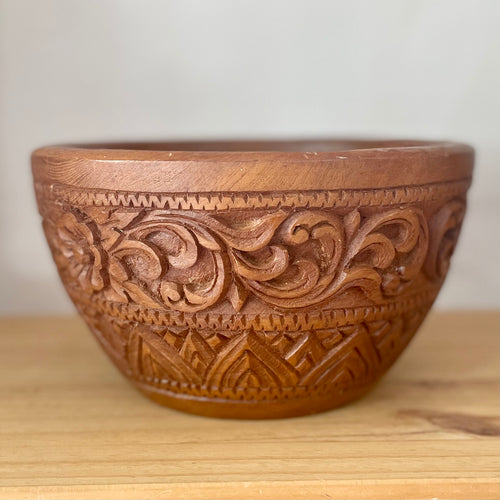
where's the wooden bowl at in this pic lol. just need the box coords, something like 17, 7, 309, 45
32, 139, 474, 418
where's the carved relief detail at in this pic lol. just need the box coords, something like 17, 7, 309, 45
424, 199, 466, 280
84, 305, 427, 399
40, 200, 447, 313
35, 178, 471, 211
36, 180, 469, 410
76, 288, 436, 332
43, 212, 106, 294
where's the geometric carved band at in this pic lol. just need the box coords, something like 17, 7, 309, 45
78, 288, 437, 332
86, 302, 429, 401
35, 178, 471, 211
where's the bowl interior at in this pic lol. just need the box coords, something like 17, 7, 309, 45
69, 138, 437, 153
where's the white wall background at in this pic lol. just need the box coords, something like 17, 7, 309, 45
0, 0, 499, 314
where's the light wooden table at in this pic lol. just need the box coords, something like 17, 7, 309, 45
0, 312, 498, 499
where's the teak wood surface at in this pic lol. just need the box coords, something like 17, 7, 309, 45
32, 139, 475, 417
0, 311, 498, 499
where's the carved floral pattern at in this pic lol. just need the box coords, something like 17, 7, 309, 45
44, 212, 105, 294
40, 198, 468, 313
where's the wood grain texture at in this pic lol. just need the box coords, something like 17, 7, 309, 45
32, 140, 474, 191
0, 311, 498, 499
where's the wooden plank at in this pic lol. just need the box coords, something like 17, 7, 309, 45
0, 312, 498, 499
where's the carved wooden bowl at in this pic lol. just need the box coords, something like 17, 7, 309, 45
32, 139, 474, 418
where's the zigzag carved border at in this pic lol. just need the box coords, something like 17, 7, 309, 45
76, 289, 437, 332
35, 178, 471, 211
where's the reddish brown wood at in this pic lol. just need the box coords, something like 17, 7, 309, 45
32, 139, 474, 418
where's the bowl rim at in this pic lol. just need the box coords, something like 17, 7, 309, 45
32, 137, 473, 160
32, 138, 474, 192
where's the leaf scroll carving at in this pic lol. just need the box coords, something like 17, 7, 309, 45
340, 208, 429, 300
230, 208, 428, 308
43, 202, 443, 312
424, 198, 466, 280
93, 209, 289, 312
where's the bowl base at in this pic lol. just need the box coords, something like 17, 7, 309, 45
134, 380, 376, 419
